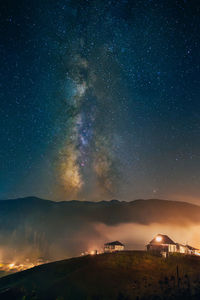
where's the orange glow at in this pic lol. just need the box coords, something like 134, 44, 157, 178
8, 263, 15, 269
155, 236, 162, 242
90, 250, 97, 255
0, 261, 37, 272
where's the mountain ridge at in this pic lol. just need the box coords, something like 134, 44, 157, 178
1, 196, 200, 207
0, 197, 199, 260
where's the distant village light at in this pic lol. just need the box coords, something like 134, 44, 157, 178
90, 250, 97, 255
8, 263, 15, 269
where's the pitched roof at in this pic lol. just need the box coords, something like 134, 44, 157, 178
104, 241, 124, 246
186, 245, 198, 250
149, 234, 176, 245
176, 243, 187, 247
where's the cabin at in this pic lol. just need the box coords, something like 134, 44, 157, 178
147, 234, 200, 256
104, 241, 125, 253
147, 234, 177, 255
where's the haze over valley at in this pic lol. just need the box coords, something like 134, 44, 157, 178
0, 197, 200, 263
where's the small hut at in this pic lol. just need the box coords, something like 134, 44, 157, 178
104, 241, 125, 253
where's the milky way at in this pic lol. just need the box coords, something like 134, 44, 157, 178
57, 48, 122, 199
1, 0, 200, 202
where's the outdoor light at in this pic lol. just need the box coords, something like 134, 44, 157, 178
155, 236, 162, 242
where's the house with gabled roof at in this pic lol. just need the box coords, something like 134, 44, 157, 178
147, 234, 200, 256
104, 241, 125, 253
147, 234, 177, 254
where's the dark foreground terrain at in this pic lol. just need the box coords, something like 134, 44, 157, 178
0, 251, 200, 300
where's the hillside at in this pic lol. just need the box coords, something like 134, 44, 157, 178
0, 197, 200, 260
0, 251, 200, 299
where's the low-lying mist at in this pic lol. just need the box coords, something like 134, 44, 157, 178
0, 197, 200, 263
95, 222, 200, 250
1, 221, 200, 264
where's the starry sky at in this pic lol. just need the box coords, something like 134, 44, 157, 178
1, 0, 200, 203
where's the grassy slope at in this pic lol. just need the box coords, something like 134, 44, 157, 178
0, 251, 200, 300
0, 271, 10, 279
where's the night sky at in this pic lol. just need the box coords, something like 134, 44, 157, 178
1, 0, 200, 203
